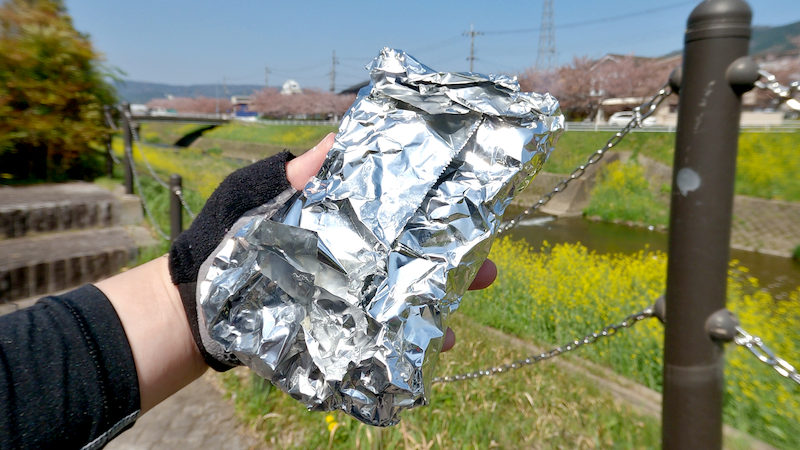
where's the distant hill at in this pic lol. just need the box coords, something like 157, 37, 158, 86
114, 80, 264, 104
660, 20, 800, 58
750, 21, 800, 55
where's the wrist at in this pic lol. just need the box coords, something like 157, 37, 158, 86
97, 256, 207, 412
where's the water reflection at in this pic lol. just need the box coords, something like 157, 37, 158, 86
503, 213, 800, 301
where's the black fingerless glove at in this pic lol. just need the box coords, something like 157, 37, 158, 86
169, 151, 295, 371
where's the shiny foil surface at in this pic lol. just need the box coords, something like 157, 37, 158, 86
197, 48, 563, 426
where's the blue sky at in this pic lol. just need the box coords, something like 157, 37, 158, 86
65, 0, 799, 91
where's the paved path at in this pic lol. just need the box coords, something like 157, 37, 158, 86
106, 373, 263, 450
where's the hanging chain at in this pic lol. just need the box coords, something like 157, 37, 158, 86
498, 83, 673, 233
126, 142, 171, 241
127, 120, 170, 190
754, 69, 800, 111
434, 304, 656, 383
124, 111, 197, 219
734, 326, 800, 385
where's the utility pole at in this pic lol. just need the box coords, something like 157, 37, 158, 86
264, 66, 271, 88
536, 0, 556, 70
215, 82, 219, 115
463, 24, 483, 72
329, 50, 338, 92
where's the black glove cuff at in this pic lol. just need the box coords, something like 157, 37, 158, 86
169, 151, 295, 284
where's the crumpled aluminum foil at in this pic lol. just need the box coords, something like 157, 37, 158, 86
197, 48, 563, 426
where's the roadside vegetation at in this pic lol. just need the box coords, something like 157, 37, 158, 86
549, 130, 800, 225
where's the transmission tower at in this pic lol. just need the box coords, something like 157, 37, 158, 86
329, 50, 338, 92
463, 24, 483, 72
535, 0, 556, 70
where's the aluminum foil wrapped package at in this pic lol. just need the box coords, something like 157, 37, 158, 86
197, 48, 563, 426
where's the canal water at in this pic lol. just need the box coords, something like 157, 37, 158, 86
504, 213, 800, 301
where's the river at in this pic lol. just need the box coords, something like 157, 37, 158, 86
504, 212, 800, 301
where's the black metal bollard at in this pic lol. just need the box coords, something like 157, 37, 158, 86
663, 1, 757, 448
120, 103, 134, 195
169, 174, 183, 242
105, 136, 114, 178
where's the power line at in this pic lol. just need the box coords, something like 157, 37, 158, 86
482, 1, 694, 36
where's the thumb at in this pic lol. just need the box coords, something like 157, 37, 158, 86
286, 132, 335, 190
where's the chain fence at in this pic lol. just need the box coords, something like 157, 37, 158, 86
441, 76, 800, 387
434, 302, 658, 383
107, 108, 201, 242
127, 119, 197, 219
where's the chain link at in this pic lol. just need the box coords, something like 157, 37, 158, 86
434, 305, 655, 383
498, 83, 673, 233
734, 326, 800, 385
754, 69, 800, 111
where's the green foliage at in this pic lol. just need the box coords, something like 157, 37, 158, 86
462, 238, 800, 449
549, 130, 800, 204
0, 0, 116, 182
585, 159, 669, 225
219, 312, 662, 449
736, 131, 800, 201
542, 131, 675, 174
793, 244, 800, 262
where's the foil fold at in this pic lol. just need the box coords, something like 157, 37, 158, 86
197, 48, 563, 426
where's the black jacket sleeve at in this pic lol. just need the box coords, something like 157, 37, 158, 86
0, 285, 141, 449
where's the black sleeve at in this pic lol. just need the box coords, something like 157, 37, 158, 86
0, 285, 141, 449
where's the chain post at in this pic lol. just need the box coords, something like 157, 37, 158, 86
120, 103, 134, 195
663, 2, 754, 449
170, 174, 183, 242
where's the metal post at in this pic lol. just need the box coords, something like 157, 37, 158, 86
663, 1, 755, 448
120, 103, 134, 195
105, 136, 113, 178
169, 174, 183, 242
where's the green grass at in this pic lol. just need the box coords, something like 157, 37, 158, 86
552, 130, 800, 201
584, 159, 670, 226
218, 312, 663, 449
461, 238, 800, 449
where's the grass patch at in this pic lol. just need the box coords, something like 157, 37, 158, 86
461, 238, 800, 449
584, 159, 669, 226
218, 312, 662, 449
